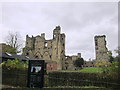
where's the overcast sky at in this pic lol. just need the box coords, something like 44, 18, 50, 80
0, 2, 118, 60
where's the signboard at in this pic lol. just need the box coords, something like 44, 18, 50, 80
27, 60, 45, 88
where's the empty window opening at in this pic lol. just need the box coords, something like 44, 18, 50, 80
95, 41, 98, 46
35, 56, 38, 58
63, 43, 65, 47
26, 53, 29, 56
45, 42, 48, 47
50, 55, 52, 58
53, 35, 56, 38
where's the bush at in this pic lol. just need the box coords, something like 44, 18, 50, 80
74, 58, 84, 67
2, 66, 28, 87
1, 59, 28, 70
2, 59, 28, 87
102, 61, 120, 78
94, 60, 111, 67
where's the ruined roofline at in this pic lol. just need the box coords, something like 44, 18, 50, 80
94, 35, 106, 38
26, 26, 65, 40
53, 25, 61, 30
26, 33, 45, 38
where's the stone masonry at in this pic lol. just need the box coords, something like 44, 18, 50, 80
64, 53, 81, 70
23, 26, 65, 70
94, 35, 110, 61
23, 28, 111, 70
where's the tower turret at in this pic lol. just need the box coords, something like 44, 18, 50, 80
53, 26, 61, 39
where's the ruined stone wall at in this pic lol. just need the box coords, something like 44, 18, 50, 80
94, 35, 110, 61
63, 53, 82, 70
23, 26, 65, 70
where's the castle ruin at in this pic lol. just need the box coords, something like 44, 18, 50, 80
23, 26, 111, 71
94, 35, 110, 61
23, 26, 82, 71
23, 26, 65, 70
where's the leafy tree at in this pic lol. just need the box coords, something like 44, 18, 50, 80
114, 46, 120, 56
114, 56, 120, 61
1, 43, 17, 54
109, 56, 114, 63
1, 59, 28, 69
102, 61, 120, 78
107, 50, 114, 63
94, 60, 111, 67
74, 58, 84, 67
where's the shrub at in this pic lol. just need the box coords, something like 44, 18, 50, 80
94, 60, 111, 67
102, 61, 120, 78
1, 59, 28, 70
74, 58, 84, 67
2, 59, 28, 87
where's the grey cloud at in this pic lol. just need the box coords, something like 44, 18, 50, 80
1, 2, 118, 60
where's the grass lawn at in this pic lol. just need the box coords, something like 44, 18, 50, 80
79, 67, 103, 73
45, 86, 106, 88
56, 67, 103, 73
2, 85, 107, 89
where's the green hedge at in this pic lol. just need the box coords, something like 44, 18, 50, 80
2, 66, 28, 87
48, 72, 119, 88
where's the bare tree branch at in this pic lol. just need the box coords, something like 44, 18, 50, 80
5, 31, 23, 54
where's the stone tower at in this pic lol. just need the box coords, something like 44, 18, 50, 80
23, 26, 65, 70
94, 35, 110, 61
52, 26, 65, 69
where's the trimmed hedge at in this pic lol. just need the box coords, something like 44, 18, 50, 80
2, 66, 28, 87
48, 72, 119, 88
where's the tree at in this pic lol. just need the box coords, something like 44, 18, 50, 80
5, 31, 23, 53
109, 56, 114, 63
94, 60, 111, 67
74, 58, 84, 67
1, 59, 28, 69
1, 43, 16, 54
108, 50, 114, 63
102, 61, 120, 78
114, 46, 120, 56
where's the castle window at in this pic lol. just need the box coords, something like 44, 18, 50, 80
26, 42, 28, 44
96, 47, 98, 50
50, 55, 51, 58
63, 43, 65, 47
26, 53, 29, 56
45, 42, 48, 47
95, 41, 98, 46
35, 55, 38, 58
53, 35, 56, 39
65, 66, 68, 70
